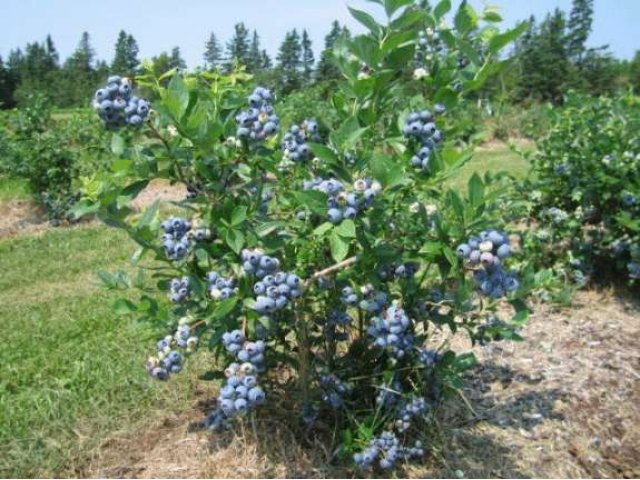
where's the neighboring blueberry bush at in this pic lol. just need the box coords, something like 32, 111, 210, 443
522, 92, 640, 286
82, 0, 533, 473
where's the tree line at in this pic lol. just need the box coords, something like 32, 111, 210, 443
0, 20, 351, 109
0, 0, 638, 110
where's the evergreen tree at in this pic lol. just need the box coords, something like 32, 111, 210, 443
317, 21, 350, 81
203, 32, 222, 70
276, 29, 302, 92
66, 32, 95, 73
261, 50, 272, 70
111, 30, 140, 76
630, 50, 640, 93
55, 32, 99, 107
248, 30, 263, 73
226, 23, 250, 71
566, 0, 594, 64
44, 35, 59, 71
151, 52, 172, 76
0, 56, 17, 108
517, 10, 570, 103
301, 29, 315, 83
169, 47, 187, 70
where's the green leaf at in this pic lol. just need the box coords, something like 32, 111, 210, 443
453, 352, 477, 371
419, 241, 443, 258
488, 22, 527, 55
434, 0, 452, 19
165, 74, 190, 120
225, 229, 245, 254
336, 219, 356, 238
370, 153, 405, 188
468, 173, 484, 208
442, 245, 459, 268
230, 206, 248, 226
70, 199, 99, 219
384, 0, 414, 17
113, 298, 137, 315
211, 297, 239, 320
293, 190, 328, 215
329, 231, 350, 262
313, 222, 334, 237
308, 143, 338, 163
348, 7, 382, 37
454, 2, 478, 34
137, 200, 159, 229
110, 134, 125, 156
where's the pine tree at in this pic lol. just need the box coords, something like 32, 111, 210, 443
66, 32, 95, 73
317, 21, 350, 82
169, 47, 187, 70
566, 0, 593, 64
44, 35, 59, 71
630, 50, 640, 93
226, 23, 250, 71
112, 31, 140, 76
0, 56, 17, 108
203, 32, 222, 70
261, 50, 272, 70
276, 29, 303, 92
301, 29, 315, 83
248, 31, 263, 73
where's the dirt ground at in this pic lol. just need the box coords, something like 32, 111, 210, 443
84, 290, 640, 479
0, 180, 187, 239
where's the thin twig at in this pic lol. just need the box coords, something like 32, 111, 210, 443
303, 256, 357, 288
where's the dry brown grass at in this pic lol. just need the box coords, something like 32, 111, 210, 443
83, 290, 640, 479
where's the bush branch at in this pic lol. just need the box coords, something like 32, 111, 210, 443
304, 256, 357, 288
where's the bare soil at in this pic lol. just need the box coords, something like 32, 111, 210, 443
0, 180, 187, 239
0, 199, 49, 238
85, 290, 640, 479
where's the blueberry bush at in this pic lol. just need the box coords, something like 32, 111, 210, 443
521, 91, 640, 286
78, 0, 535, 472
0, 94, 111, 220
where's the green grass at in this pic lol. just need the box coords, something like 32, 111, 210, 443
0, 176, 31, 201
447, 143, 532, 191
0, 226, 195, 478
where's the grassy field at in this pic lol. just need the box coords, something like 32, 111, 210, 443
0, 143, 530, 477
0, 226, 198, 477
0, 176, 31, 201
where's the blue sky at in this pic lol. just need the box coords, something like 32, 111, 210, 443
0, 0, 638, 68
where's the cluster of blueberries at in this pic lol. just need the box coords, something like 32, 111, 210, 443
242, 249, 303, 315
281, 119, 321, 162
93, 75, 150, 128
545, 207, 569, 224
403, 106, 446, 170
414, 29, 444, 67
207, 271, 236, 300
168, 276, 191, 303
395, 397, 427, 432
302, 177, 382, 223
367, 305, 415, 360
456, 230, 519, 298
375, 378, 403, 408
353, 431, 424, 470
235, 87, 279, 141
222, 330, 267, 372
417, 348, 441, 368
628, 261, 640, 280
161, 217, 192, 261
146, 318, 198, 380
341, 284, 388, 314
319, 373, 351, 408
378, 262, 420, 281
321, 310, 353, 342
205, 357, 266, 430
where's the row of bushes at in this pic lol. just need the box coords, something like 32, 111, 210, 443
0, 94, 111, 220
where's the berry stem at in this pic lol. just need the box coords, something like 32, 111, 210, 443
304, 256, 357, 288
